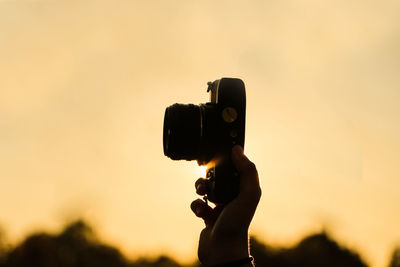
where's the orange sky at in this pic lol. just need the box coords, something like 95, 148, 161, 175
1, 1, 400, 267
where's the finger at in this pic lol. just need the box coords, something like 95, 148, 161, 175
232, 145, 257, 177
190, 199, 213, 225
195, 178, 208, 196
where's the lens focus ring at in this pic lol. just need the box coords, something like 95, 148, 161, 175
163, 104, 202, 160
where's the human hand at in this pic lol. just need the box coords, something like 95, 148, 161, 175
190, 145, 261, 266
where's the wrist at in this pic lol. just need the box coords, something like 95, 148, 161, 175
200, 235, 250, 266
202, 256, 254, 267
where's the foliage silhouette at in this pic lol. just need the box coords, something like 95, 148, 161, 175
3, 220, 128, 267
250, 233, 367, 267
388, 247, 400, 267
0, 220, 397, 267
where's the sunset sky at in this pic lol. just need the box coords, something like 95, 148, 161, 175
1, 1, 400, 267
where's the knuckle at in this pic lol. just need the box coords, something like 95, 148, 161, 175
190, 199, 201, 210
255, 186, 262, 199
244, 161, 257, 174
195, 178, 205, 189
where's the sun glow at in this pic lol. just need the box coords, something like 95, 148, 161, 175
196, 165, 208, 178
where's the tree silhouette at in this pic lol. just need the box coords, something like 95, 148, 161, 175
0, 220, 187, 267
4, 220, 128, 267
0, 220, 396, 267
0, 226, 8, 265
251, 232, 367, 267
388, 247, 400, 267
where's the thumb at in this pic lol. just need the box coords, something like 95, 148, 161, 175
232, 145, 261, 201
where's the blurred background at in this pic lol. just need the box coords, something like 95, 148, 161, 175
0, 0, 399, 267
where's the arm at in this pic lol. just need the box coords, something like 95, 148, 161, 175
191, 145, 261, 266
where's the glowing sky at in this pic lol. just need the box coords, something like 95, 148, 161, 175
1, 1, 400, 267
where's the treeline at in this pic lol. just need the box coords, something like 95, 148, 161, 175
0, 220, 399, 267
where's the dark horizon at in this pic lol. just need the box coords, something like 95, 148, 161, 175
0, 220, 399, 267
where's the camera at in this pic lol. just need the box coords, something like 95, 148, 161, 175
163, 78, 246, 204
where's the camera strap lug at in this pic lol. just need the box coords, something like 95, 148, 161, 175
206, 81, 214, 92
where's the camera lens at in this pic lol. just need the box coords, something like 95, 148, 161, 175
163, 104, 202, 160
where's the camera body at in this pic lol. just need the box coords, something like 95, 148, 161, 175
163, 78, 246, 204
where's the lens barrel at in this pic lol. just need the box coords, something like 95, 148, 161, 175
163, 104, 202, 160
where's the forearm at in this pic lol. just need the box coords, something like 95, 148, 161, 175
202, 257, 254, 267
200, 234, 254, 267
